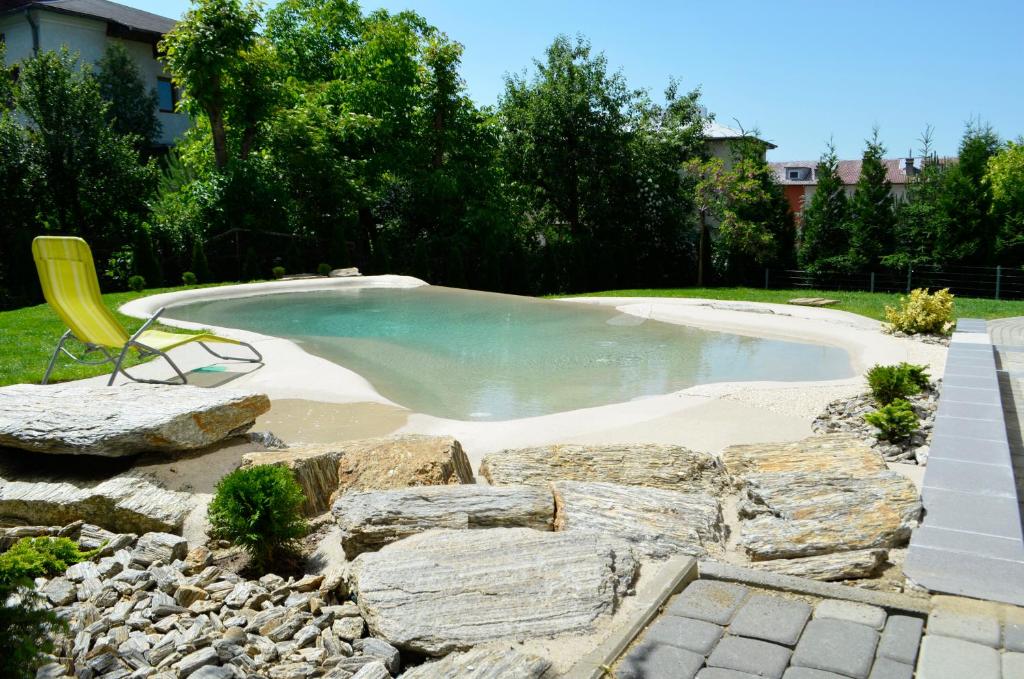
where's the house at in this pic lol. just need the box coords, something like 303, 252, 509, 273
705, 121, 776, 168
0, 0, 188, 147
770, 157, 928, 222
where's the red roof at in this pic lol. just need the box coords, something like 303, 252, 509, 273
770, 158, 955, 186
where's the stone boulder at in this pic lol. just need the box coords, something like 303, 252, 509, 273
552, 481, 724, 559
0, 383, 270, 457
0, 471, 193, 534
401, 647, 552, 678
721, 434, 888, 479
749, 549, 888, 581
736, 471, 920, 560
332, 485, 553, 558
349, 527, 639, 656
242, 436, 475, 515
480, 443, 724, 494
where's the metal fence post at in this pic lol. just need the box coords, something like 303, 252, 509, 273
870, 272, 875, 294
996, 265, 1002, 300
765, 268, 770, 289
906, 267, 912, 293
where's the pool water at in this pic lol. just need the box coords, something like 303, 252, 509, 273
167, 286, 852, 421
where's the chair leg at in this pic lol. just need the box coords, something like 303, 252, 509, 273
107, 345, 132, 386
197, 341, 263, 363
42, 330, 73, 385
114, 343, 188, 385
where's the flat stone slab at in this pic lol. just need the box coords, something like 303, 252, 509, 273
915, 635, 1001, 679
400, 647, 551, 678
877, 615, 924, 665
728, 593, 811, 646
791, 618, 879, 679
617, 641, 705, 679
788, 298, 839, 307
0, 471, 193, 534
348, 527, 638, 656
868, 657, 913, 679
737, 471, 920, 560
814, 600, 887, 630
722, 435, 888, 478
706, 635, 792, 679
332, 484, 553, 558
552, 481, 724, 559
749, 549, 888, 582
925, 608, 1002, 647
665, 580, 748, 625
480, 443, 725, 495
0, 383, 269, 457
641, 615, 724, 655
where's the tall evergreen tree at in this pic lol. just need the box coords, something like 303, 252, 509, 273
889, 126, 947, 269
95, 43, 161, 148
847, 128, 894, 269
798, 139, 849, 269
934, 121, 1000, 264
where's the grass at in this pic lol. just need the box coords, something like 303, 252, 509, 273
557, 287, 1024, 322
0, 283, 232, 387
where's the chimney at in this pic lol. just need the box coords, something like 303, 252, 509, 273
904, 157, 915, 175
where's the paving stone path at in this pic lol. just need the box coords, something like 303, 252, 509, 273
615, 579, 1024, 679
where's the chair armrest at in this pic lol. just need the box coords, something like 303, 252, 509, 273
129, 307, 166, 341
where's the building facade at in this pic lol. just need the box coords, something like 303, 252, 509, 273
0, 0, 188, 147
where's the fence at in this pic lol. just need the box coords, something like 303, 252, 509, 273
758, 265, 1024, 300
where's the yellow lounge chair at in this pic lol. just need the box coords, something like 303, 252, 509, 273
32, 236, 262, 385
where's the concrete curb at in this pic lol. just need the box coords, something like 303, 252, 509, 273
563, 556, 699, 679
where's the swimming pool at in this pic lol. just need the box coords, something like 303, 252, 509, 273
166, 286, 853, 421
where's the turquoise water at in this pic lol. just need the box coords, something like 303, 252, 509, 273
167, 286, 852, 421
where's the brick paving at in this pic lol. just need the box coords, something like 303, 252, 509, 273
615, 579, 1024, 679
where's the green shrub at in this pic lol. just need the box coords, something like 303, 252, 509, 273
207, 465, 307, 568
884, 287, 955, 335
0, 588, 63, 679
317, 262, 332, 276
0, 537, 95, 589
128, 274, 146, 292
864, 399, 919, 441
182, 271, 197, 286
271, 266, 286, 280
866, 362, 930, 405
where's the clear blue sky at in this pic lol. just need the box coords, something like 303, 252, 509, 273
136, 0, 1023, 161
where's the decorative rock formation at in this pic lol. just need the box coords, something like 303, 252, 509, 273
401, 647, 552, 678
552, 481, 724, 559
0, 472, 194, 534
749, 549, 888, 581
721, 434, 888, 479
332, 485, 553, 558
480, 444, 725, 494
0, 383, 270, 457
349, 527, 639, 656
242, 436, 475, 514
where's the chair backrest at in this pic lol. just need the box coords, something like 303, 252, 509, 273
32, 236, 129, 349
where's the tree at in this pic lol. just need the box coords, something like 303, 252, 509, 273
934, 121, 1000, 264
95, 43, 160, 147
888, 126, 948, 269
988, 140, 1024, 263
846, 128, 894, 269
797, 139, 849, 269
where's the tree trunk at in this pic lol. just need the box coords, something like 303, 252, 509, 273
209, 107, 228, 169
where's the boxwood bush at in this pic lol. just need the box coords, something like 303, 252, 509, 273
865, 399, 919, 441
866, 362, 931, 406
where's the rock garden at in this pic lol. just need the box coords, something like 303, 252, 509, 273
0, 371, 935, 678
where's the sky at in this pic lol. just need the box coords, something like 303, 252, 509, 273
134, 0, 1024, 162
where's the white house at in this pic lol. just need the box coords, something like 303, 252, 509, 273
704, 120, 776, 168
0, 0, 189, 147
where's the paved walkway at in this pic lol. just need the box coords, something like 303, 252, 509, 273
903, 318, 1024, 606
615, 578, 1024, 679
989, 317, 1024, 508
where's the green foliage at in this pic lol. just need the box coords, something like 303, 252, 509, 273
866, 362, 930, 405
191, 239, 213, 283
989, 141, 1024, 264
884, 287, 955, 335
96, 43, 160, 147
207, 465, 308, 567
271, 265, 286, 279
182, 271, 198, 285
846, 128, 894, 269
864, 399, 919, 441
317, 262, 332, 276
132, 225, 163, 288
798, 140, 849, 269
128, 275, 146, 292
0, 588, 63, 679
0, 537, 95, 589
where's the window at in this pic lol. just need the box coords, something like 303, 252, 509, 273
157, 77, 176, 112
788, 170, 799, 180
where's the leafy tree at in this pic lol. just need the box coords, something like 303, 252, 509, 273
265, 0, 361, 81
988, 140, 1024, 263
798, 140, 849, 269
846, 128, 894, 269
95, 43, 160, 147
132, 224, 164, 287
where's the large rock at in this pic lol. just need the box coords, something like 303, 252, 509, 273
349, 527, 639, 656
721, 434, 888, 479
736, 471, 920, 560
480, 444, 725, 494
0, 383, 270, 457
552, 481, 724, 560
401, 647, 552, 678
0, 472, 193, 534
749, 549, 888, 581
242, 436, 475, 514
332, 485, 553, 558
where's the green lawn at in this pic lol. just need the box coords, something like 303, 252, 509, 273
0, 284, 230, 387
558, 287, 1024, 322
